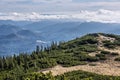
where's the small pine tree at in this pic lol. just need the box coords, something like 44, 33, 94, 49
36, 45, 40, 54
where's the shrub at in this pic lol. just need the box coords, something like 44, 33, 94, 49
101, 51, 110, 55
115, 57, 120, 61
103, 41, 115, 49
87, 57, 99, 62
111, 52, 119, 56
96, 54, 107, 60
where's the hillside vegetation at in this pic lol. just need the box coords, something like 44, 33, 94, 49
0, 33, 120, 80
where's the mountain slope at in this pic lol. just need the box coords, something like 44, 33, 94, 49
0, 33, 120, 80
0, 33, 120, 79
23, 21, 120, 41
39, 33, 120, 76
0, 25, 44, 56
0, 20, 32, 26
0, 24, 21, 36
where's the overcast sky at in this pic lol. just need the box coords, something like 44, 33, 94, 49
0, 0, 120, 13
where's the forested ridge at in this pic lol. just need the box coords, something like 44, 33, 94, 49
0, 33, 120, 80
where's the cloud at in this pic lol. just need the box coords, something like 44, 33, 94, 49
0, 9, 120, 23
71, 9, 120, 23
0, 0, 27, 1
0, 0, 72, 4
73, 0, 120, 2
0, 0, 120, 13
36, 40, 47, 44
32, 0, 72, 3
0, 0, 29, 3
0, 12, 69, 21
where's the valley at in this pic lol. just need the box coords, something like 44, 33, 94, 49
1, 21, 120, 56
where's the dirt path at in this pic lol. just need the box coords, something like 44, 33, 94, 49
40, 62, 120, 76
99, 47, 120, 55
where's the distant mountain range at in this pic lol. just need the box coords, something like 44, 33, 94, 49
0, 24, 44, 56
0, 20, 32, 26
0, 20, 120, 56
23, 21, 120, 41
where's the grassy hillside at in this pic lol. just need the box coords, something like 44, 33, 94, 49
0, 33, 120, 80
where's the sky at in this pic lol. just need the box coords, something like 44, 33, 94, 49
0, 0, 120, 13
0, 0, 120, 23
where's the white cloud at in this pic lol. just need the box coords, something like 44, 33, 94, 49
0, 12, 69, 21
36, 40, 47, 44
0, 0, 26, 1
0, 0, 28, 3
0, 0, 72, 4
0, 9, 120, 23
32, 0, 72, 3
71, 9, 120, 23
0, 0, 120, 12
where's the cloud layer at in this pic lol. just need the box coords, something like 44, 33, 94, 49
0, 9, 120, 23
32, 0, 72, 3
0, 0, 120, 12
